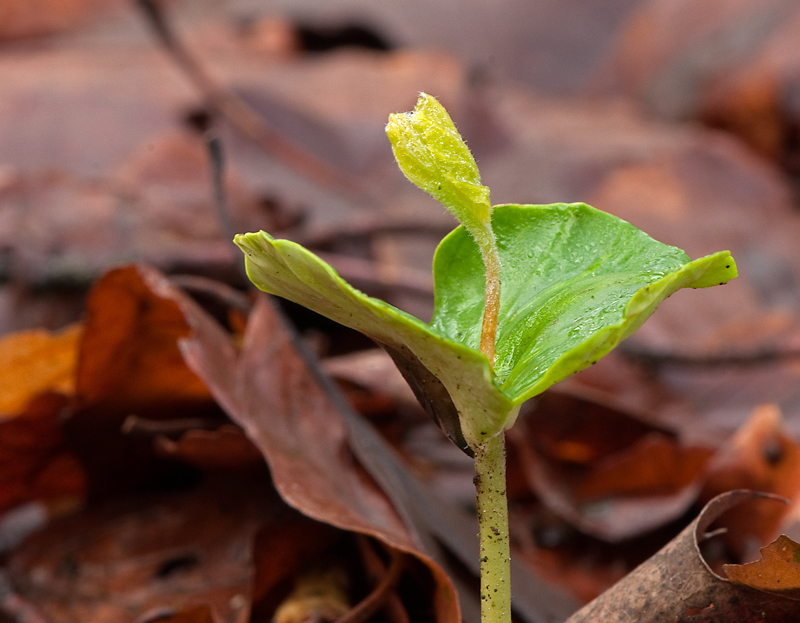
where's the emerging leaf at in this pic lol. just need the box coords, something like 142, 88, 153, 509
386, 93, 493, 246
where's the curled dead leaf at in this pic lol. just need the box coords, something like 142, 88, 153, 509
178, 293, 461, 623
702, 404, 800, 556
565, 490, 798, 623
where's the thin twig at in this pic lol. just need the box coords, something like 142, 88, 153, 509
205, 130, 237, 244
336, 542, 405, 623
356, 535, 410, 623
136, 0, 363, 195
121, 415, 221, 436
169, 274, 253, 311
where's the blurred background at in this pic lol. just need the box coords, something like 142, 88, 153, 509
5, 0, 800, 620
5, 0, 800, 338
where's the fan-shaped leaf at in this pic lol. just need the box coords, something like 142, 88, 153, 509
235, 202, 735, 451
431, 202, 736, 404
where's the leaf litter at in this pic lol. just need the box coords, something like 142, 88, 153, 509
5, 0, 800, 621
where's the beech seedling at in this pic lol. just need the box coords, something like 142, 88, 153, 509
235, 93, 737, 623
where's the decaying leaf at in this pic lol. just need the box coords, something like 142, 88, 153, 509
74, 265, 213, 412
564, 490, 800, 622
65, 265, 224, 496
725, 534, 800, 599
507, 392, 714, 541
154, 425, 266, 472
0, 392, 86, 516
177, 291, 462, 623
0, 0, 125, 40
702, 404, 800, 556
7, 480, 269, 623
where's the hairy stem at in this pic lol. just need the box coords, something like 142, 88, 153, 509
474, 432, 511, 623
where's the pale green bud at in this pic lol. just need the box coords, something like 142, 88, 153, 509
386, 93, 493, 236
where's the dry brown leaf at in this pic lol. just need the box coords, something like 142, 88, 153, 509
702, 404, 800, 554
575, 433, 713, 502
725, 534, 800, 599
566, 490, 800, 622
0, 392, 86, 515
66, 265, 223, 496
0, 0, 124, 40
0, 324, 82, 418
592, 0, 799, 117
7, 481, 268, 623
176, 292, 462, 623
508, 393, 711, 541
74, 265, 213, 411
155, 425, 266, 472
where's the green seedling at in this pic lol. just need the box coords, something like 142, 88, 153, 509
235, 93, 736, 623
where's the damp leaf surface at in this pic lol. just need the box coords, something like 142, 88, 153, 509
235, 202, 735, 448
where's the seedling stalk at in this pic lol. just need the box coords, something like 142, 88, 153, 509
474, 430, 511, 623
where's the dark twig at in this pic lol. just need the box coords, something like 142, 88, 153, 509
121, 415, 221, 436
336, 542, 405, 623
356, 536, 410, 623
136, 0, 363, 195
197, 118, 251, 285
205, 131, 237, 245
169, 274, 253, 311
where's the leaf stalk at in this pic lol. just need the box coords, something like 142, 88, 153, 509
478, 236, 501, 366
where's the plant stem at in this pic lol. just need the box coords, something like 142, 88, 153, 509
478, 233, 501, 365
474, 432, 511, 623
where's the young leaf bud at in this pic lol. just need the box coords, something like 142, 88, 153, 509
386, 93, 493, 236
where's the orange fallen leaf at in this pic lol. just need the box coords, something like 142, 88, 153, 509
725, 534, 800, 599
575, 433, 713, 502
702, 404, 800, 554
66, 265, 222, 497
74, 265, 213, 412
0, 324, 82, 418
